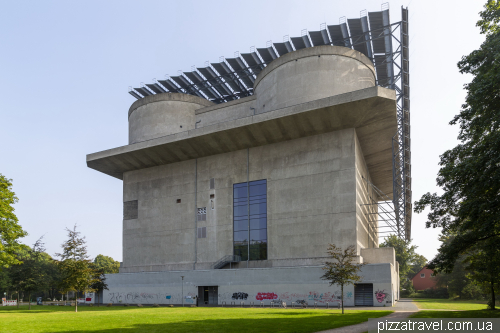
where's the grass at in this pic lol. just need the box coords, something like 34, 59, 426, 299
411, 310, 500, 318
0, 305, 393, 333
410, 298, 497, 310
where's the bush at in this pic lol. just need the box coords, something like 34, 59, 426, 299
137, 304, 143, 307
168, 305, 174, 307
410, 288, 449, 299
123, 303, 129, 307
106, 303, 112, 307
462, 283, 485, 300
152, 304, 160, 307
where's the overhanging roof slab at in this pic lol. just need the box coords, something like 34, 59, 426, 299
87, 86, 396, 196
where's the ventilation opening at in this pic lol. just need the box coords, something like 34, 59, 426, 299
197, 207, 207, 221
176, 199, 181, 203
210, 194, 215, 199
197, 227, 207, 238
123, 200, 138, 220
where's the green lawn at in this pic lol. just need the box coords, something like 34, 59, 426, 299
0, 305, 392, 333
411, 298, 497, 310
411, 310, 500, 318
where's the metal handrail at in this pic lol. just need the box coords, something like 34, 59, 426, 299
211, 255, 241, 269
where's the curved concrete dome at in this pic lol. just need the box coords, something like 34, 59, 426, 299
254, 45, 376, 113
128, 93, 214, 144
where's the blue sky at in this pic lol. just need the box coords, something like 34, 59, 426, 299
0, 0, 485, 262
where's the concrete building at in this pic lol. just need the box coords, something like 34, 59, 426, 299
88, 44, 402, 307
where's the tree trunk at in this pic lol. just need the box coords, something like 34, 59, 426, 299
491, 277, 496, 310
16, 293, 19, 309
97, 293, 99, 307
29, 292, 31, 310
341, 284, 344, 314
75, 292, 78, 313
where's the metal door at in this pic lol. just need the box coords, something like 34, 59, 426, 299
354, 284, 373, 306
199, 286, 218, 305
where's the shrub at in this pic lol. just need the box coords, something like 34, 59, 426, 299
137, 304, 143, 307
152, 304, 160, 307
168, 305, 174, 307
106, 303, 112, 307
124, 303, 129, 307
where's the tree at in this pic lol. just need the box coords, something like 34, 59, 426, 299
89, 266, 108, 306
408, 254, 428, 281
0, 174, 28, 268
56, 225, 96, 312
93, 254, 120, 274
414, 1, 500, 309
380, 235, 425, 290
10, 237, 50, 310
320, 244, 364, 314
463, 237, 500, 309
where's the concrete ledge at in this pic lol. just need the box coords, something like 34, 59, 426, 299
128, 93, 215, 119
87, 86, 396, 193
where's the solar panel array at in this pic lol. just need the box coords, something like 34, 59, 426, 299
129, 8, 397, 104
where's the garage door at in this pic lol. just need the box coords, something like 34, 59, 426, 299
354, 284, 373, 306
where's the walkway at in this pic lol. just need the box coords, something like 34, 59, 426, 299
316, 299, 419, 333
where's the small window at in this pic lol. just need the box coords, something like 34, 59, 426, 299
210, 194, 215, 199
176, 199, 181, 203
123, 200, 138, 220
197, 227, 206, 238
420, 273, 425, 278
210, 178, 215, 189
197, 207, 206, 221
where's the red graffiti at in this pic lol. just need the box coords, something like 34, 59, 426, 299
256, 292, 278, 301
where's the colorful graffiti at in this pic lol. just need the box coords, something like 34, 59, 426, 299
232, 292, 248, 300
256, 292, 278, 301
375, 289, 388, 303
346, 291, 353, 299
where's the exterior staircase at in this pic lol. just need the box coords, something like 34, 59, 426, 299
211, 255, 241, 269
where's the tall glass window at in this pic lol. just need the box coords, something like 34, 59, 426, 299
233, 179, 267, 261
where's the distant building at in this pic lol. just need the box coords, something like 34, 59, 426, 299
411, 267, 437, 291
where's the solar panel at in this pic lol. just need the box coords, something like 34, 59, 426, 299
290, 37, 306, 50
129, 90, 142, 99
183, 71, 220, 100
211, 62, 244, 93
256, 47, 277, 63
347, 18, 369, 57
158, 79, 180, 92
309, 30, 330, 46
368, 11, 386, 54
146, 84, 164, 94
197, 66, 233, 97
134, 87, 152, 96
241, 52, 265, 76
225, 57, 255, 89
273, 41, 294, 56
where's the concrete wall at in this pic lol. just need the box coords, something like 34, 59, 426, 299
254, 46, 375, 114
128, 93, 214, 144
121, 128, 363, 273
354, 130, 379, 252
105, 264, 395, 307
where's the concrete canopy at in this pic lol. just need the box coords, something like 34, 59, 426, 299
87, 86, 397, 197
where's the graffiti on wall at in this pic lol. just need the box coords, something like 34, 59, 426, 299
256, 292, 278, 301
232, 292, 248, 300
374, 290, 388, 303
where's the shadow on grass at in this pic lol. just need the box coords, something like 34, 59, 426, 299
411, 310, 500, 319
55, 314, 391, 333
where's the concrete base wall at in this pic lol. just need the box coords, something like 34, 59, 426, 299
104, 263, 396, 307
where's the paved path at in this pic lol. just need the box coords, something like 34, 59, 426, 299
315, 299, 419, 333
